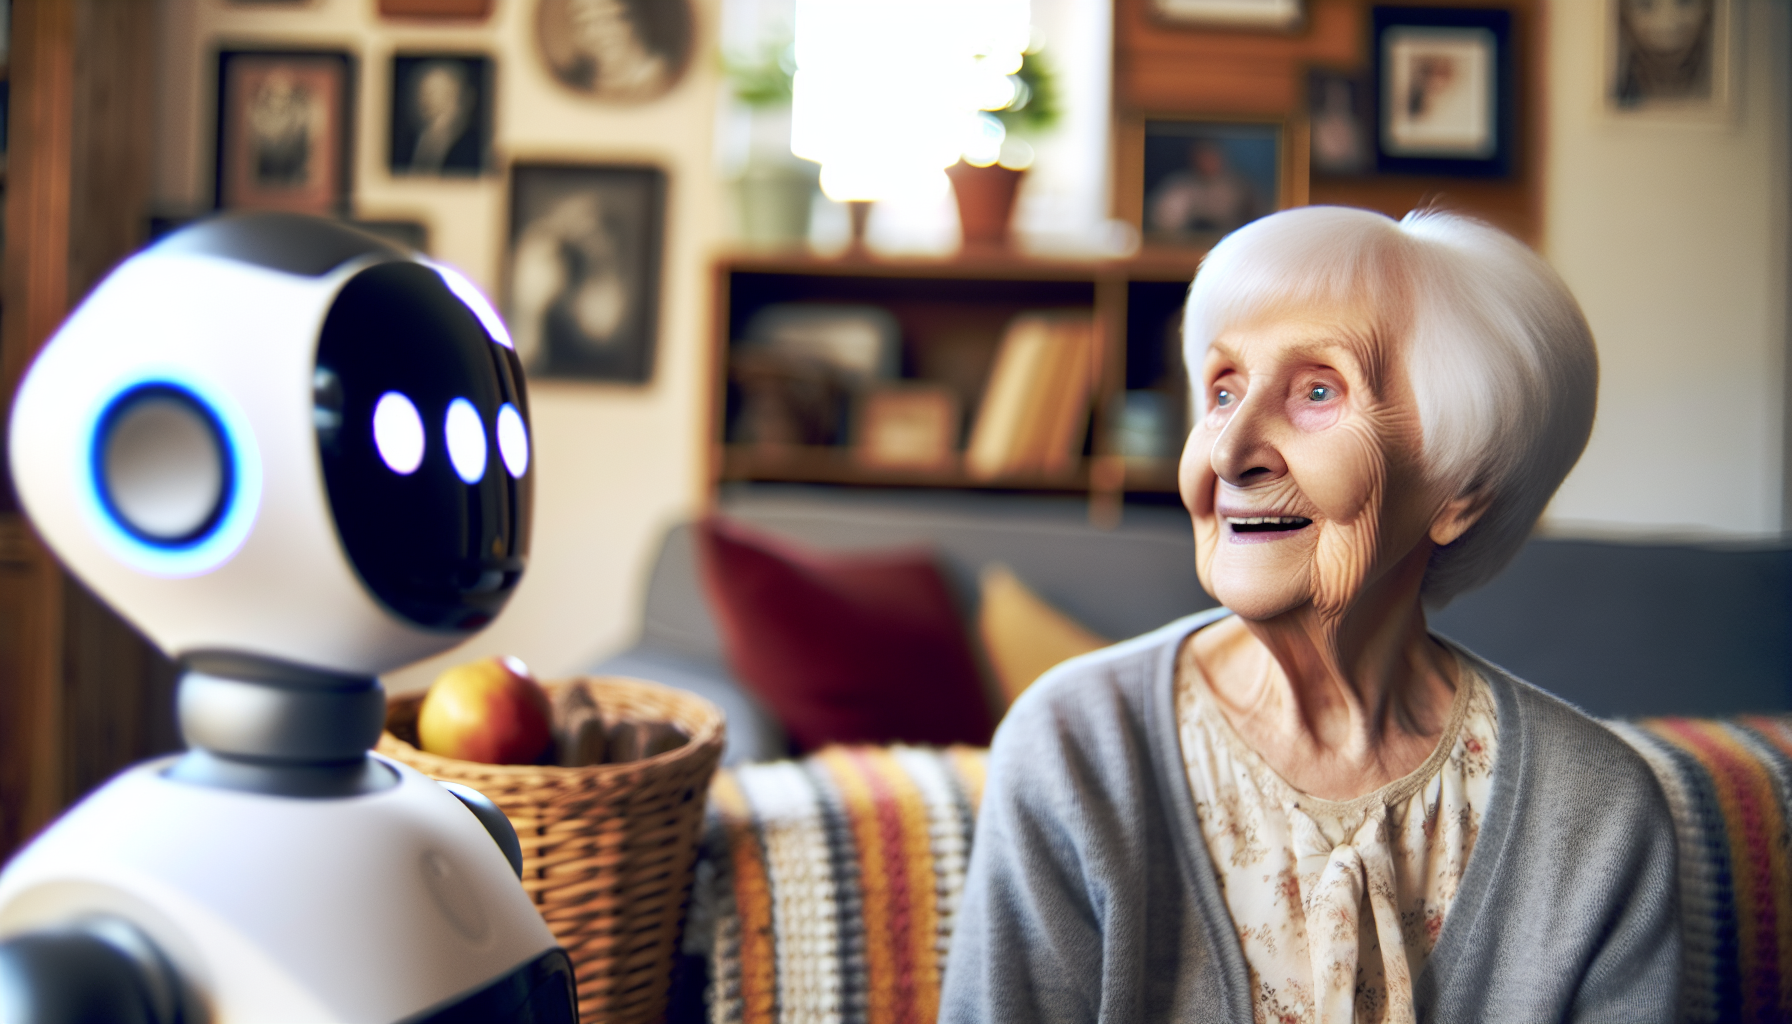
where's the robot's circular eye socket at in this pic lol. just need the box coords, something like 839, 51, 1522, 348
373, 392, 425, 475
444, 398, 487, 485
496, 404, 529, 479
95, 385, 231, 546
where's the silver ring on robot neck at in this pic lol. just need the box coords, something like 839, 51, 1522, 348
178, 672, 385, 762
167, 651, 398, 797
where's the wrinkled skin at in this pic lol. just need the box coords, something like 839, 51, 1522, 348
1179, 302, 1486, 800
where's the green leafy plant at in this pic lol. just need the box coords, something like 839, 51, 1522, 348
993, 49, 1060, 137
725, 39, 796, 109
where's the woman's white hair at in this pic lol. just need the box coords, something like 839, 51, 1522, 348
1183, 205, 1598, 605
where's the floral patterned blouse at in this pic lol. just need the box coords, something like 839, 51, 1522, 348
1174, 638, 1499, 1024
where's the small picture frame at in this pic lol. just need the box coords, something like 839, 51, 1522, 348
507, 163, 666, 383
1149, 0, 1302, 30
1606, 0, 1732, 120
1307, 68, 1373, 176
855, 386, 961, 472
1141, 119, 1284, 247
1372, 7, 1513, 177
215, 49, 355, 215
389, 54, 494, 177
534, 0, 694, 103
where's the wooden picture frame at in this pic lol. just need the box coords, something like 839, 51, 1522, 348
215, 49, 355, 215
1372, 6, 1514, 178
1121, 116, 1304, 249
855, 386, 961, 471
507, 163, 666, 383
1605, 0, 1733, 121
1148, 0, 1302, 31
389, 54, 494, 177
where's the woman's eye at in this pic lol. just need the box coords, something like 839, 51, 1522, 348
1214, 389, 1235, 408
1307, 385, 1335, 402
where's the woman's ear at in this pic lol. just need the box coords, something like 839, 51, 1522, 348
1429, 489, 1491, 548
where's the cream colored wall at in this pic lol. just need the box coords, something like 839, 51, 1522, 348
153, 0, 723, 691
1541, 0, 1790, 539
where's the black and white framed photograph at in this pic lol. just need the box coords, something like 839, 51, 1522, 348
507, 164, 665, 383
1149, 0, 1301, 30
1141, 120, 1283, 246
1308, 67, 1372, 176
389, 54, 494, 176
1373, 7, 1513, 177
534, 0, 693, 102
1607, 0, 1732, 118
215, 49, 355, 215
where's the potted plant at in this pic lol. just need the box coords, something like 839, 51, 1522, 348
724, 39, 820, 248
948, 47, 1060, 252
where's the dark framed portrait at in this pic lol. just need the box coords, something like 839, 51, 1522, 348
1141, 120, 1283, 246
215, 49, 355, 215
1607, 0, 1731, 117
507, 164, 666, 383
389, 54, 494, 176
1372, 6, 1513, 177
534, 0, 693, 102
1307, 67, 1372, 176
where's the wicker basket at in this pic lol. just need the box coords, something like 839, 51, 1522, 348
379, 676, 725, 1024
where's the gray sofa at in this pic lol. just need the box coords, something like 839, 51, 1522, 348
594, 484, 1792, 764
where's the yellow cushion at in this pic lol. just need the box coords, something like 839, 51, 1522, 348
979, 564, 1108, 709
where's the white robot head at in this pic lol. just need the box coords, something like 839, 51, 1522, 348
8, 212, 533, 677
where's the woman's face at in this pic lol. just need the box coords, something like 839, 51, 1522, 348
1180, 302, 1446, 623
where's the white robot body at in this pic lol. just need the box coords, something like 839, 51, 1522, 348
0, 213, 572, 1023
0, 756, 557, 1023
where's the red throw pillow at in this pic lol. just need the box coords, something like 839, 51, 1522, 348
693, 516, 994, 751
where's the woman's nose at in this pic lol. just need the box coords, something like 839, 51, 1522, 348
1210, 394, 1287, 487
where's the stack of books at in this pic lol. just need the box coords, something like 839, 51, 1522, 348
965, 313, 1096, 480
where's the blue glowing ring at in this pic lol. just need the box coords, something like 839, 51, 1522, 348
79, 372, 262, 578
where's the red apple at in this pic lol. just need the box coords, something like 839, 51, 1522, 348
417, 656, 552, 765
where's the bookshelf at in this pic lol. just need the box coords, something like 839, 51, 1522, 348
709, 252, 1207, 506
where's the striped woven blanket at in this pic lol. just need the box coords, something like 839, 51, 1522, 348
1608, 716, 1792, 1024
690, 720, 1792, 1024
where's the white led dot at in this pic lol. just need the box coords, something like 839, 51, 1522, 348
444, 398, 488, 484
372, 392, 425, 475
496, 403, 529, 478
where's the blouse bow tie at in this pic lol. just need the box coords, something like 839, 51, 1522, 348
1288, 803, 1416, 1024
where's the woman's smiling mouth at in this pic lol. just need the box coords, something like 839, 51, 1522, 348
1225, 515, 1314, 539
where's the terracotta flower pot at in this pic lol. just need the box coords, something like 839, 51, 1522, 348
947, 160, 1026, 252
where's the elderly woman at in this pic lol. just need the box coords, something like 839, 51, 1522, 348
940, 207, 1678, 1023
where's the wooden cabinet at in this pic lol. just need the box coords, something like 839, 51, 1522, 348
710, 253, 1209, 508
1, 0, 174, 861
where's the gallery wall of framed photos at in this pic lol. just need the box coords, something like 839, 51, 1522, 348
193, 0, 704, 388
1112, 0, 1544, 248
148, 0, 732, 693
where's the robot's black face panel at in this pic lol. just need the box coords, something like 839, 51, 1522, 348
315, 262, 531, 632
155, 211, 406, 277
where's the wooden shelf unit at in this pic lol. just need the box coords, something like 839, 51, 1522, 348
709, 252, 1203, 503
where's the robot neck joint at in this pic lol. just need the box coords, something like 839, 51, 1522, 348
167, 651, 397, 797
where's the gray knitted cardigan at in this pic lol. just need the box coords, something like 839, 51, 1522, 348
939, 609, 1680, 1023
